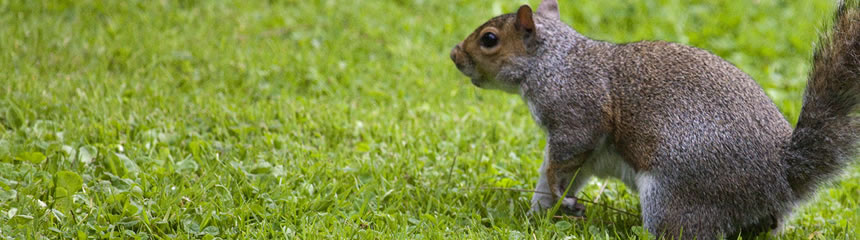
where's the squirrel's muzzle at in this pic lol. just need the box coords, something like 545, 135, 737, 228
450, 44, 466, 70
450, 43, 482, 86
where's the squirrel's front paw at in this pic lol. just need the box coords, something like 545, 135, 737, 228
530, 194, 586, 217
559, 197, 586, 217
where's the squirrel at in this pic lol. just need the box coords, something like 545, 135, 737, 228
450, 0, 860, 239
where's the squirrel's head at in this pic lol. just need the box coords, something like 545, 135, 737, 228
450, 0, 560, 93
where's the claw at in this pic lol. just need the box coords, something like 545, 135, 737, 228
560, 197, 586, 216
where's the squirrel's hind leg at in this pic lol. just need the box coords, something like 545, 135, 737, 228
638, 173, 729, 240
732, 214, 782, 239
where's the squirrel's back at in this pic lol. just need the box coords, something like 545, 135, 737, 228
609, 41, 793, 168
606, 41, 797, 233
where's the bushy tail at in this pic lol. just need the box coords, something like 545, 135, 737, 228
785, 1, 860, 197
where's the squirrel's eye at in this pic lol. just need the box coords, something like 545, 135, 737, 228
480, 32, 499, 48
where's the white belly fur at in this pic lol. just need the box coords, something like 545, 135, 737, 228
524, 98, 638, 192
581, 136, 638, 191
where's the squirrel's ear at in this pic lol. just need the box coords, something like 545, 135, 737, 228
515, 5, 536, 33
537, 0, 560, 20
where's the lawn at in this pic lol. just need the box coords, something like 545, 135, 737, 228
0, 0, 858, 239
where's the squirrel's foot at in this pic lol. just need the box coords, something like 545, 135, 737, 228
530, 194, 586, 216
559, 197, 586, 217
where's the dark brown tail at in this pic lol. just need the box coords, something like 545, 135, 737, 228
785, 1, 860, 197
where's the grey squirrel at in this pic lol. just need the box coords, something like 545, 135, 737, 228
450, 0, 860, 239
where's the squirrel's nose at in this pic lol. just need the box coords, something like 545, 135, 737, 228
451, 47, 466, 70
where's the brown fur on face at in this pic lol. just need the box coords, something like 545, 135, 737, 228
450, 6, 536, 93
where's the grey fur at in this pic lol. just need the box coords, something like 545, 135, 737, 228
537, 0, 560, 20
785, 1, 860, 199
451, 1, 860, 239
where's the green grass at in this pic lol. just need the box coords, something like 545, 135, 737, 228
0, 0, 858, 239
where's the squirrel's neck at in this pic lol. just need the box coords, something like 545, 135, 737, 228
517, 17, 616, 89
517, 18, 617, 94
515, 18, 617, 135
